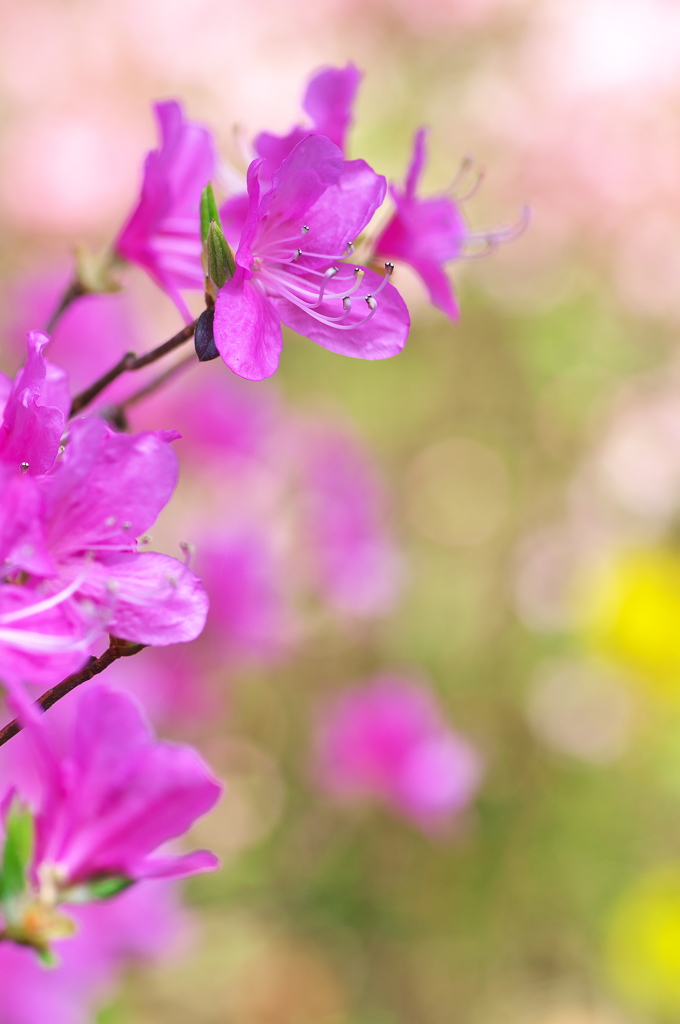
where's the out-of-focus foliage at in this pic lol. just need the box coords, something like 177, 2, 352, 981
4, 1, 680, 1022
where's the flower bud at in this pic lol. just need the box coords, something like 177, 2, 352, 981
206, 220, 236, 289
194, 307, 220, 361
199, 182, 221, 247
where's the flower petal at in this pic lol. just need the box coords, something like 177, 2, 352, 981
302, 159, 386, 263
275, 266, 409, 361
75, 552, 209, 646
302, 63, 362, 151
136, 849, 220, 880
214, 267, 283, 381
45, 418, 179, 555
0, 332, 66, 475
410, 258, 459, 320
260, 135, 344, 225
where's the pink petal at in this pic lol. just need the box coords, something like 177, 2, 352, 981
410, 258, 459, 320
44, 418, 179, 555
260, 134, 344, 225
302, 158, 386, 263
76, 552, 209, 646
137, 849, 219, 880
302, 63, 362, 151
275, 267, 409, 361
214, 268, 283, 381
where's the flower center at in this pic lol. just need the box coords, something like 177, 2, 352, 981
252, 225, 394, 331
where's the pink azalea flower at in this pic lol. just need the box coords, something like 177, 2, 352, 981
33, 417, 209, 648
0, 416, 208, 689
115, 100, 215, 322
315, 675, 483, 831
214, 134, 410, 381
0, 331, 69, 476
374, 129, 522, 320
9, 681, 221, 888
0, 705, 192, 1024
253, 63, 361, 179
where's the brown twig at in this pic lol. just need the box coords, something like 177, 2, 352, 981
0, 639, 146, 749
44, 279, 88, 334
104, 353, 196, 421
68, 320, 198, 418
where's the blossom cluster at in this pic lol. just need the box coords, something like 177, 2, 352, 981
0, 62, 515, 1023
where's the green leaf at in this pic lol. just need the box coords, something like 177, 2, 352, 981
200, 183, 222, 245
0, 800, 34, 905
37, 946, 58, 968
206, 220, 236, 289
62, 874, 135, 904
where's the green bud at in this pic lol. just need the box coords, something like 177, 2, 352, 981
0, 799, 34, 905
207, 220, 236, 289
200, 182, 222, 246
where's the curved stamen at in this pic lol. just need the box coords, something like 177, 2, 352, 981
311, 266, 339, 307
369, 263, 394, 297
0, 627, 90, 653
259, 265, 367, 311
0, 569, 90, 626
289, 294, 379, 331
463, 205, 531, 247
293, 241, 354, 262
446, 156, 474, 194
456, 168, 485, 202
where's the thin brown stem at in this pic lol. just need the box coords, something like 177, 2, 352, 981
68, 320, 197, 418
44, 280, 88, 334
106, 354, 195, 418
0, 639, 146, 749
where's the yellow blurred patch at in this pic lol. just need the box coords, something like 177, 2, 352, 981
605, 865, 680, 1016
578, 547, 680, 693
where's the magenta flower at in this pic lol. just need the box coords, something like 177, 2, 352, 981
34, 417, 209, 648
253, 63, 361, 179
115, 100, 215, 322
12, 682, 221, 889
0, 883, 182, 1024
0, 331, 68, 476
214, 135, 410, 381
0, 580, 93, 689
375, 129, 522, 320
0, 415, 208, 690
315, 675, 483, 831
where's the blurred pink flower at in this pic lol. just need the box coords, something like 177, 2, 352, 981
116, 100, 215, 322
253, 63, 361, 177
0, 882, 183, 1024
302, 427, 401, 617
375, 129, 521, 319
315, 675, 483, 830
10, 682, 221, 887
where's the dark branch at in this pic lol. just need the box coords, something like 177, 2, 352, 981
68, 320, 198, 418
104, 353, 195, 422
0, 639, 146, 749
44, 279, 88, 334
